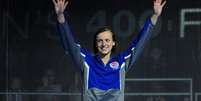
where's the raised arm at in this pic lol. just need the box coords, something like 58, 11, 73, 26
53, 0, 86, 71
123, 0, 166, 71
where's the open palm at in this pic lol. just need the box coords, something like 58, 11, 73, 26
153, 0, 166, 16
52, 0, 69, 15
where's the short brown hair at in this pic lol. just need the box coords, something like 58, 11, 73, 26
93, 26, 117, 54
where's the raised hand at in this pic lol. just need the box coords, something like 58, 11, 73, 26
151, 0, 166, 25
153, 0, 166, 17
52, 0, 69, 15
52, 0, 69, 23
52, 0, 68, 15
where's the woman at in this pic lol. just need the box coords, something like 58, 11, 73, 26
52, 0, 166, 100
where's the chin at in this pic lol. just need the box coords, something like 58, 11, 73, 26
98, 48, 112, 55
100, 51, 110, 55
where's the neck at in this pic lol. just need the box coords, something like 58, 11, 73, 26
100, 52, 111, 65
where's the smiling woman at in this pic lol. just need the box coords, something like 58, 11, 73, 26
1, 0, 201, 100
53, 0, 166, 100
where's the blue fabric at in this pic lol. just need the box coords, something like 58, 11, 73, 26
57, 16, 154, 100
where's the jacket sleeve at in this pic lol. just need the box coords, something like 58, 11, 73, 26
57, 18, 87, 72
121, 16, 155, 72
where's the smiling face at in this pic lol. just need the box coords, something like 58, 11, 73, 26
96, 30, 115, 56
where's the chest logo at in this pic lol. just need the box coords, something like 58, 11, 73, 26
109, 61, 119, 70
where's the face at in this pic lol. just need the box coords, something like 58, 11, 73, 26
96, 31, 115, 56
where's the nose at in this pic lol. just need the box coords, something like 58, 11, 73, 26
102, 41, 107, 46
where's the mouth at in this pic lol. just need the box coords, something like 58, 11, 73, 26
101, 47, 109, 51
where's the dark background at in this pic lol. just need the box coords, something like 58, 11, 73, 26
0, 0, 201, 97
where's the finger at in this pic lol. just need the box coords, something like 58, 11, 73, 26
62, 0, 66, 5
64, 1, 69, 9
52, 0, 57, 5
159, 0, 162, 3
153, 0, 160, 5
161, 0, 166, 7
155, 0, 160, 3
154, 1, 160, 6
153, 0, 156, 3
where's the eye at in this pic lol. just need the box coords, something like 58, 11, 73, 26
97, 39, 102, 43
105, 39, 110, 42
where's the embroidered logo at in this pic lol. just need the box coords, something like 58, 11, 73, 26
109, 61, 119, 70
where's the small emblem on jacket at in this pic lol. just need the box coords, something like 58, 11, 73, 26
110, 61, 119, 70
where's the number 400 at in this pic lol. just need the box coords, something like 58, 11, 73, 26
86, 10, 162, 37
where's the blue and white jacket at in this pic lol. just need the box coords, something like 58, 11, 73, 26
58, 16, 155, 101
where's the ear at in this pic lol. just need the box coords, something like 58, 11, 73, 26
112, 42, 115, 46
